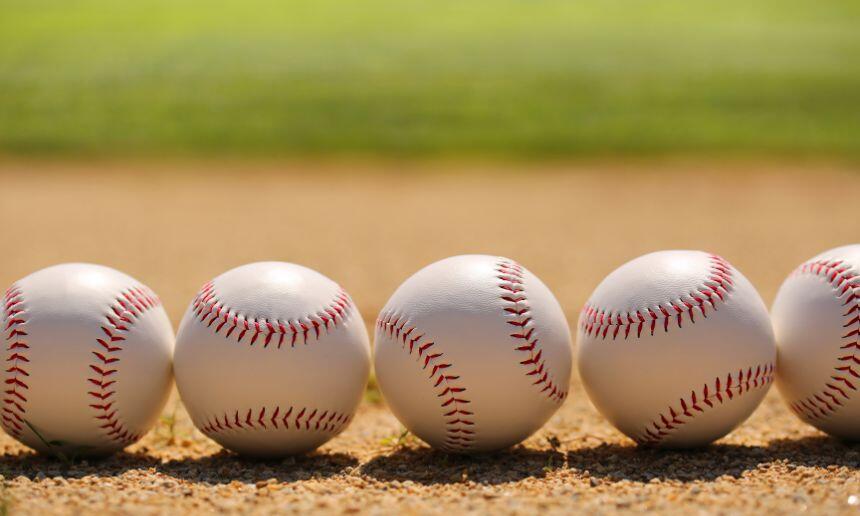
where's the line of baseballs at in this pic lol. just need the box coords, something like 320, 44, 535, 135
1, 246, 857, 458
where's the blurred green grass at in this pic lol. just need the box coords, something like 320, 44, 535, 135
0, 0, 859, 158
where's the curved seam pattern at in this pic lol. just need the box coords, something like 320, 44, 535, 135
787, 259, 859, 421
199, 405, 351, 436
636, 364, 775, 444
377, 310, 475, 452
190, 281, 354, 347
580, 254, 734, 340
88, 286, 162, 445
2, 284, 29, 438
495, 259, 566, 403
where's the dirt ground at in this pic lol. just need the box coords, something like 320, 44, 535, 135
0, 159, 858, 514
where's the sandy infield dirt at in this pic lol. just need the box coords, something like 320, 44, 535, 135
0, 160, 858, 514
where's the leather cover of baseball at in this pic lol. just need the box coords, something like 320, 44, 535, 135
1, 263, 174, 456
374, 255, 572, 453
771, 244, 860, 440
577, 250, 775, 448
174, 262, 370, 457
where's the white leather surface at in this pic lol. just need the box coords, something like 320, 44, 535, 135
174, 262, 371, 457
577, 250, 775, 447
771, 244, 860, 440
1, 263, 174, 455
373, 255, 572, 453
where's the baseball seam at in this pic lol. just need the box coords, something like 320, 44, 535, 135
496, 259, 567, 403
199, 405, 352, 436
190, 281, 354, 347
786, 259, 859, 421
637, 363, 775, 444
2, 284, 29, 438
377, 311, 475, 452
88, 286, 162, 445
580, 254, 734, 340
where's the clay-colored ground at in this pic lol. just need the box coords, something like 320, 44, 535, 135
0, 160, 858, 514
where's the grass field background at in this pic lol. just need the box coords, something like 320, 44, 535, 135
1, 0, 859, 158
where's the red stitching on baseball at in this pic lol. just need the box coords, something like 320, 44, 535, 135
376, 311, 476, 452
2, 284, 29, 438
579, 254, 734, 340
786, 259, 859, 421
199, 405, 352, 436
190, 281, 354, 347
88, 285, 162, 445
495, 259, 567, 403
637, 363, 775, 444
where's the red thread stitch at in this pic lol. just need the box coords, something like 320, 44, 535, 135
787, 259, 859, 421
199, 405, 352, 436
637, 363, 775, 444
376, 311, 475, 452
495, 259, 567, 403
2, 284, 29, 438
88, 286, 162, 445
579, 254, 734, 340
190, 281, 354, 347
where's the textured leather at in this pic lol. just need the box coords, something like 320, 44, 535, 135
771, 244, 860, 440
0, 263, 174, 455
374, 255, 572, 453
577, 250, 775, 448
174, 262, 370, 457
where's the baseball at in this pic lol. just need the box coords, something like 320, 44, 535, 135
174, 262, 370, 457
771, 244, 860, 440
374, 255, 572, 453
1, 263, 174, 456
577, 251, 776, 447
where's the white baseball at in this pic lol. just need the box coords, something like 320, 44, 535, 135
374, 255, 572, 453
771, 244, 860, 440
174, 262, 370, 457
577, 251, 776, 447
1, 263, 174, 456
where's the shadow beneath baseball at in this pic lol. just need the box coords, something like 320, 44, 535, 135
0, 450, 162, 480
360, 446, 565, 485
566, 442, 774, 482
157, 450, 360, 484
0, 449, 360, 484
764, 435, 860, 470
566, 436, 859, 482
